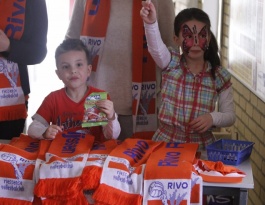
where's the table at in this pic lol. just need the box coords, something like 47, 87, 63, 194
0, 140, 254, 205
202, 154, 254, 205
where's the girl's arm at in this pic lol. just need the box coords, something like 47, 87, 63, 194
210, 86, 236, 127
144, 21, 171, 69
141, 2, 171, 69
102, 113, 121, 139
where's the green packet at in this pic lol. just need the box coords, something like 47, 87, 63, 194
82, 92, 108, 127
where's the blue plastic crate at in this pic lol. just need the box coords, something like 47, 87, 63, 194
206, 139, 254, 166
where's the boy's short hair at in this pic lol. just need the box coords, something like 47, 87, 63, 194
55, 38, 91, 66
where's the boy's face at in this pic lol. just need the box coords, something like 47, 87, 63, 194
175, 19, 210, 58
56, 50, 91, 89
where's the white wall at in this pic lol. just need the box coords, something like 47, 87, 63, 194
202, 0, 222, 45
26, 0, 70, 130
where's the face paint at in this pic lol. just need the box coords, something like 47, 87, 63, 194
198, 26, 208, 51
182, 24, 193, 53
192, 25, 198, 45
181, 23, 209, 54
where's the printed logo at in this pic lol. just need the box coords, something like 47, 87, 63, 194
148, 181, 188, 205
0, 59, 19, 88
110, 157, 135, 185
87, 154, 108, 166
0, 152, 35, 192
1, 153, 34, 179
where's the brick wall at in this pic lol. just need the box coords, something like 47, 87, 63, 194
221, 1, 265, 205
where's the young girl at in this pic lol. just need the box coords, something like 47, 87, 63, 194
140, 3, 236, 150
27, 39, 120, 142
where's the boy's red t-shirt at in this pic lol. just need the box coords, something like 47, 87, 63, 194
36, 86, 109, 143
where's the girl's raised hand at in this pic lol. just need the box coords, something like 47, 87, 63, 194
140, 0, 157, 24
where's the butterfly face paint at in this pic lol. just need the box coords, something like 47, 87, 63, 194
181, 22, 209, 54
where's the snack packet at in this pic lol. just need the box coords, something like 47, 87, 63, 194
82, 92, 108, 127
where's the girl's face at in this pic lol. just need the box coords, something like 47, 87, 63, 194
175, 19, 210, 58
56, 50, 91, 90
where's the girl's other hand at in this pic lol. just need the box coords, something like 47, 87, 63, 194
140, 1, 157, 24
189, 113, 213, 133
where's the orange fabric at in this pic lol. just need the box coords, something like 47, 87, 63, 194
0, 0, 27, 121
81, 1, 110, 37
93, 139, 163, 205
131, 132, 155, 140
7, 134, 44, 202
198, 160, 245, 175
34, 139, 52, 183
9, 133, 40, 153
81, 139, 120, 190
194, 159, 246, 183
0, 143, 37, 204
33, 139, 52, 204
0, 0, 26, 39
132, 2, 157, 135
80, 1, 110, 71
41, 192, 89, 205
0, 100, 27, 121
143, 142, 199, 205
8, 137, 20, 145
34, 132, 95, 201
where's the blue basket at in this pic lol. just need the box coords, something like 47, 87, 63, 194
206, 139, 254, 166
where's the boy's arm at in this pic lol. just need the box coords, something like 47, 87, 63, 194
102, 113, 121, 139
27, 114, 50, 139
27, 120, 48, 140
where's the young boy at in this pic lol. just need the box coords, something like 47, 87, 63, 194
27, 39, 121, 142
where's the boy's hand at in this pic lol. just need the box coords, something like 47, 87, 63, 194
43, 125, 63, 140
140, 1, 157, 24
96, 100, 115, 120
